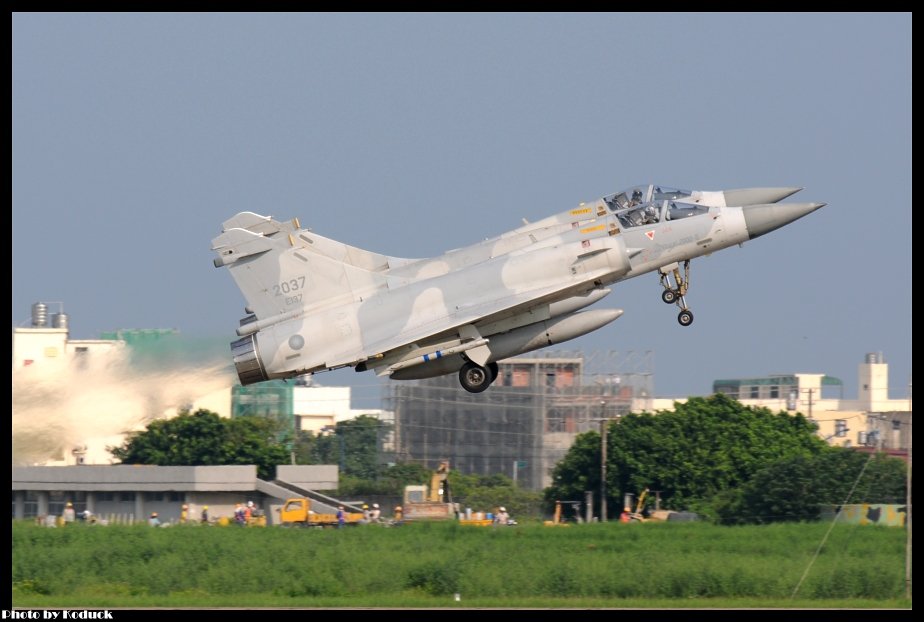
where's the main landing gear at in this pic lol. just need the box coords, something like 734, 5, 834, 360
459, 361, 499, 393
659, 260, 694, 326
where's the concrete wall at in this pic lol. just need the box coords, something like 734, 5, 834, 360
13, 465, 258, 491
276, 465, 339, 490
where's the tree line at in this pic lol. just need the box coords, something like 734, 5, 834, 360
109, 394, 907, 524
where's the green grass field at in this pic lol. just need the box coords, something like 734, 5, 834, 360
11, 520, 911, 608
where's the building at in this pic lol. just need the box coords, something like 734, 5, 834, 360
712, 352, 911, 450
11, 464, 342, 525
13, 302, 124, 370
231, 378, 391, 435
388, 352, 654, 489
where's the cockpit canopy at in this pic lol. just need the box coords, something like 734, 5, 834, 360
612, 198, 710, 229
603, 184, 693, 212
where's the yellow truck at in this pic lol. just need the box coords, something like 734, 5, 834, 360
279, 498, 364, 527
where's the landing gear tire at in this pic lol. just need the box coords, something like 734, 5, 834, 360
459, 362, 492, 393
678, 310, 694, 327
661, 289, 677, 304
487, 362, 499, 383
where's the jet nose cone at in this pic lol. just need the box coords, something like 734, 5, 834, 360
742, 202, 826, 240
723, 187, 804, 206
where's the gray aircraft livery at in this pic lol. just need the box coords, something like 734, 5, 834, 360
212, 184, 823, 393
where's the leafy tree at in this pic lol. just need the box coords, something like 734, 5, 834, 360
292, 429, 338, 466
334, 415, 383, 479
545, 394, 828, 518
447, 470, 543, 519
336, 462, 432, 497
375, 462, 432, 491
109, 409, 289, 479
292, 414, 385, 479
715, 449, 908, 524
292, 430, 318, 465
542, 431, 602, 510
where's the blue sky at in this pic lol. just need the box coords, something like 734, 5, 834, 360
13, 13, 912, 409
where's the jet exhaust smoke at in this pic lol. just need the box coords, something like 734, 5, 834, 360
12, 343, 237, 466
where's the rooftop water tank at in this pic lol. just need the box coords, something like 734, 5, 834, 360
52, 312, 69, 330
31, 302, 48, 327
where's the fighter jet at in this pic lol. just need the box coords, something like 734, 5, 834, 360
212, 185, 823, 393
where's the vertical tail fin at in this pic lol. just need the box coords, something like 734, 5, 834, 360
219, 211, 415, 272
212, 216, 388, 323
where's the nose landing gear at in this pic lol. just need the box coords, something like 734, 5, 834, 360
659, 261, 694, 326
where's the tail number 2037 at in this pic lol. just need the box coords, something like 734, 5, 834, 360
273, 277, 306, 297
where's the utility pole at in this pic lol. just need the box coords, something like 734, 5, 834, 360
907, 378, 912, 599
599, 400, 607, 523
290, 413, 297, 466
587, 401, 611, 523
584, 490, 593, 524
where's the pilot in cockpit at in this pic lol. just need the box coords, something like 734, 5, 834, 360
629, 189, 643, 207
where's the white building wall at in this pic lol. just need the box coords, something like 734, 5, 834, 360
293, 386, 351, 433
858, 358, 890, 410
13, 328, 123, 370
12, 327, 69, 368
292, 385, 391, 433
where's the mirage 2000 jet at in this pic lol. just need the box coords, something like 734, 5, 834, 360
211, 184, 822, 393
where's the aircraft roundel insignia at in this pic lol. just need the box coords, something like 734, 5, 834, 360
645, 230, 655, 240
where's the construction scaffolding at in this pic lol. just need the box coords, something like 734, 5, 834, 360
385, 351, 654, 490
